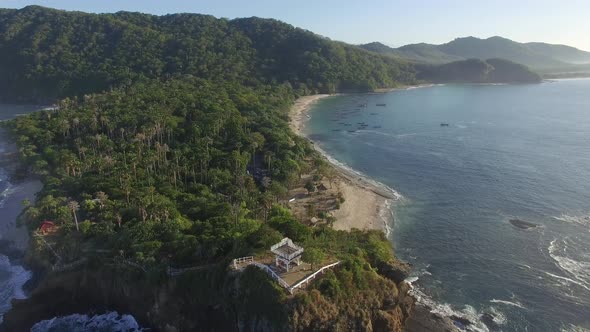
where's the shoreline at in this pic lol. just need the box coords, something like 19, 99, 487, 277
0, 134, 43, 324
0, 133, 42, 252
289, 94, 401, 235
289, 93, 464, 331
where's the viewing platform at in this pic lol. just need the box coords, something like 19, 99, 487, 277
231, 237, 340, 294
271, 237, 304, 272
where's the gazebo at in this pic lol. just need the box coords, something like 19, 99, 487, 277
271, 237, 304, 272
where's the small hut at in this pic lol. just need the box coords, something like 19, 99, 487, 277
271, 237, 304, 272
39, 221, 56, 234
317, 183, 328, 191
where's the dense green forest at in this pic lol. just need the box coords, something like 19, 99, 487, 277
0, 5, 548, 331
3, 74, 412, 331
0, 6, 418, 331
0, 6, 417, 102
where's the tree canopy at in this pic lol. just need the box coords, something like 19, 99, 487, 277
0, 6, 417, 102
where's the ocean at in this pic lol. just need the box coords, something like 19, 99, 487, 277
306, 79, 590, 331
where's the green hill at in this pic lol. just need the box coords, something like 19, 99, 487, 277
0, 6, 425, 331
525, 42, 590, 64
417, 58, 541, 83
0, 6, 417, 102
360, 36, 590, 71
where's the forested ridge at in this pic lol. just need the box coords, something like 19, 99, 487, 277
0, 5, 417, 102
0, 6, 414, 331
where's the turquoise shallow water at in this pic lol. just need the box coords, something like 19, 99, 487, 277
307, 80, 590, 331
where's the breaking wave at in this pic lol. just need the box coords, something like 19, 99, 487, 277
0, 254, 32, 324
489, 299, 526, 309
408, 285, 509, 332
553, 214, 590, 228
548, 238, 590, 291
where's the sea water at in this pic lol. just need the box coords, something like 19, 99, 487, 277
306, 79, 590, 331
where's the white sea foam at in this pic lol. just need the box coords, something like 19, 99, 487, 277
314, 143, 402, 237
0, 254, 32, 324
409, 286, 506, 332
0, 183, 14, 208
548, 238, 590, 291
489, 299, 526, 309
553, 214, 590, 228
544, 271, 590, 292
31, 311, 144, 332
403, 83, 445, 90
380, 199, 395, 237
486, 306, 507, 326
561, 324, 590, 332
311, 143, 404, 201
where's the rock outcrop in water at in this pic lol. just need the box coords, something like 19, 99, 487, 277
509, 219, 539, 229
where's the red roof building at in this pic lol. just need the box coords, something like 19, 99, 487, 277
39, 221, 56, 234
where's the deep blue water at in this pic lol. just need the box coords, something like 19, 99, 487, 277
307, 80, 590, 331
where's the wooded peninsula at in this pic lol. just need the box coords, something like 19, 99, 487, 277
0, 6, 541, 331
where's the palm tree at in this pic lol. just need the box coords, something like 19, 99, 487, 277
68, 200, 80, 231
95, 191, 108, 210
115, 214, 122, 228
264, 151, 274, 172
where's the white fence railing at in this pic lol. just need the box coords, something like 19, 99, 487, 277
232, 256, 254, 269
231, 256, 341, 294
289, 261, 341, 293
252, 262, 291, 289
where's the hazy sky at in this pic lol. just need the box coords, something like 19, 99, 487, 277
3, 0, 590, 51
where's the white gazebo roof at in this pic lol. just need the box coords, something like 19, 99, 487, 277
271, 237, 304, 260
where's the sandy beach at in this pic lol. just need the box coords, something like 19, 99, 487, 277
289, 95, 399, 234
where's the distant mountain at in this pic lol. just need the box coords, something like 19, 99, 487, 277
525, 42, 590, 64
360, 37, 590, 71
417, 58, 541, 83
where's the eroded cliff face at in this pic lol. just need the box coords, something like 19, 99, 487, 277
1, 266, 239, 332
1, 261, 416, 332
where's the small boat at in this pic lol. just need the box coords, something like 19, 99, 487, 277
347, 130, 357, 133
370, 113, 378, 115
376, 103, 386, 106
440, 123, 450, 127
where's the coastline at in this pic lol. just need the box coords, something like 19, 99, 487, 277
0, 133, 42, 324
289, 94, 462, 332
289, 94, 400, 235
0, 132, 42, 251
